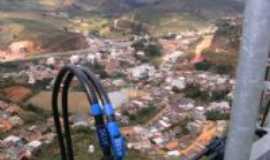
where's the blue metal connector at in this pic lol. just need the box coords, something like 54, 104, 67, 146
107, 121, 126, 160
91, 103, 126, 159
104, 103, 115, 117
91, 104, 111, 156
52, 65, 126, 160
96, 125, 112, 155
91, 103, 103, 116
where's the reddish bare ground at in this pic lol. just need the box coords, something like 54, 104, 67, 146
0, 33, 88, 62
4, 86, 32, 103
191, 35, 213, 63
0, 119, 12, 132
0, 40, 42, 62
180, 121, 217, 157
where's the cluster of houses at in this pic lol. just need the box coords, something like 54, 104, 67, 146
0, 27, 234, 159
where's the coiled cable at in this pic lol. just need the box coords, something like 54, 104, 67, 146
52, 65, 125, 160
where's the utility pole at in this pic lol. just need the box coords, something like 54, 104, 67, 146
224, 0, 270, 160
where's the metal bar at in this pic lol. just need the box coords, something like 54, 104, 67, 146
224, 0, 270, 160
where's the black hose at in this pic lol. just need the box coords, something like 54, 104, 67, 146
53, 66, 97, 160
53, 65, 116, 160
52, 65, 107, 160
62, 73, 75, 160
52, 67, 68, 160
76, 66, 114, 158
61, 68, 112, 159
61, 70, 99, 160
79, 66, 116, 122
79, 66, 111, 105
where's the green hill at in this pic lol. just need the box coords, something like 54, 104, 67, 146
0, 0, 244, 55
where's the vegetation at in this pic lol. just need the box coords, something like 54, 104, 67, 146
0, 77, 17, 89
84, 62, 109, 79
69, 15, 113, 37
175, 118, 191, 138
111, 72, 126, 79
0, 17, 66, 47
0, 61, 23, 73
36, 127, 152, 160
194, 19, 241, 75
206, 110, 230, 121
145, 43, 162, 58
36, 127, 101, 160
0, 0, 242, 36
124, 103, 159, 125
32, 78, 52, 91
183, 83, 229, 102
215, 18, 242, 50
132, 37, 162, 61
131, 5, 209, 36
197, 49, 238, 75
20, 103, 51, 123
194, 60, 212, 71
184, 83, 209, 101
93, 63, 109, 79
210, 89, 230, 102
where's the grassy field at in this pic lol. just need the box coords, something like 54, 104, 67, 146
0, 11, 67, 46
116, 0, 243, 36
0, 0, 62, 11
0, 12, 92, 54
36, 127, 152, 160
129, 6, 209, 36
0, 0, 243, 39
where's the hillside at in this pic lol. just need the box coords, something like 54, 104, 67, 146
0, 0, 244, 61
0, 0, 244, 30
0, 1, 244, 160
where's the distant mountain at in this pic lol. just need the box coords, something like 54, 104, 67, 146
124, 0, 161, 7
0, 0, 245, 38
0, 0, 244, 12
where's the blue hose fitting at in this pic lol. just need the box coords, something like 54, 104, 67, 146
91, 104, 111, 155
96, 125, 111, 154
91, 103, 103, 116
107, 121, 126, 160
91, 103, 126, 159
104, 103, 115, 117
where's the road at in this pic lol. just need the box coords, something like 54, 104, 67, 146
180, 121, 217, 157
1, 48, 93, 64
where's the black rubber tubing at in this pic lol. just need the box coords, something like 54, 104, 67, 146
61, 67, 112, 159
52, 65, 107, 160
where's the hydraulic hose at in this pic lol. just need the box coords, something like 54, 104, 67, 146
61, 68, 112, 159
52, 65, 126, 160
79, 66, 126, 159
79, 67, 116, 120
52, 67, 68, 160
79, 66, 111, 104
53, 65, 102, 160
52, 65, 105, 159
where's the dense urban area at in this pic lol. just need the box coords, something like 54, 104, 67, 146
0, 0, 244, 160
